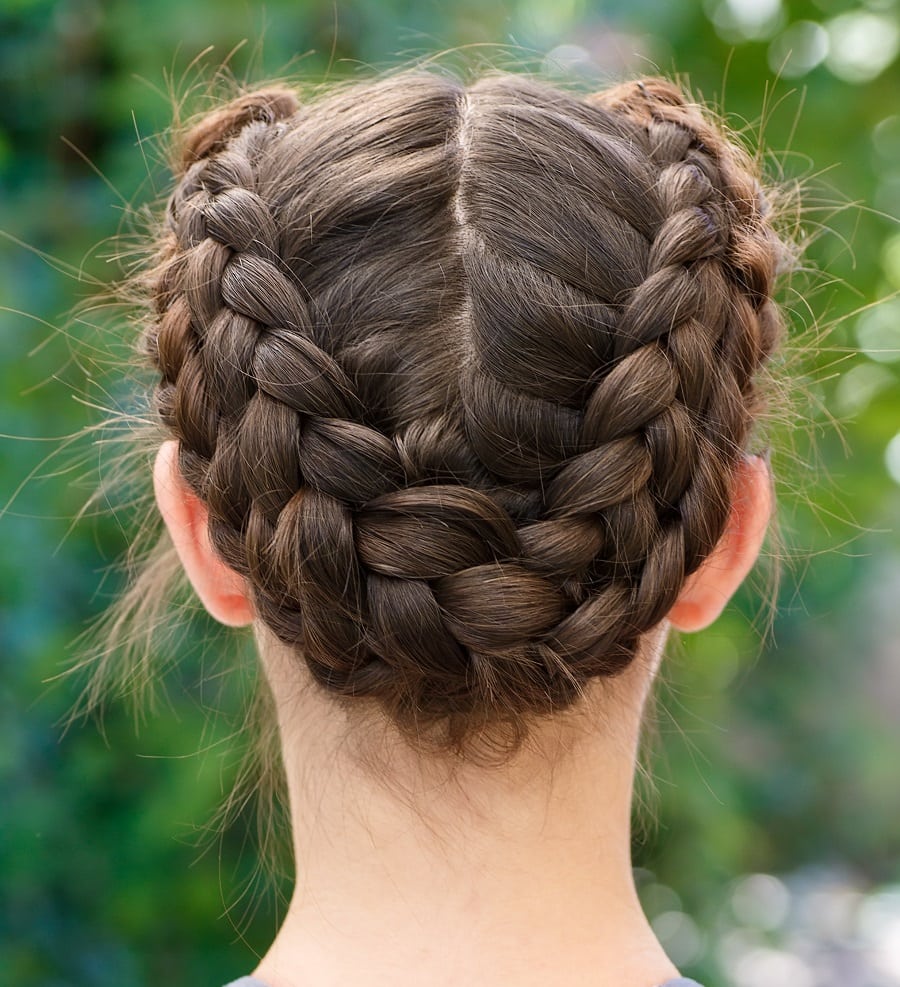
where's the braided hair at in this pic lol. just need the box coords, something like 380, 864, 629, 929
147, 71, 784, 756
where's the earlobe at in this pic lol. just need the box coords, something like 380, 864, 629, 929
668, 455, 772, 633
153, 440, 254, 628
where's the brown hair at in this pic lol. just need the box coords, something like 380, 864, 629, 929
138, 68, 784, 757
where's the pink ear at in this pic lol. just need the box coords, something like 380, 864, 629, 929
153, 441, 254, 627
668, 455, 772, 633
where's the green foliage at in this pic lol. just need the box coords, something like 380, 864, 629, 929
2, 1, 899, 984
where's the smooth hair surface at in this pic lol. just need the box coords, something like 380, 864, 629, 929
143, 69, 785, 756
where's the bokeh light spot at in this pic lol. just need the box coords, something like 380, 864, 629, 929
731, 873, 792, 931
856, 297, 900, 364
835, 362, 895, 416
885, 433, 900, 486
651, 910, 704, 967
857, 888, 900, 978
768, 21, 829, 77
709, 0, 784, 41
733, 947, 814, 987
873, 115, 900, 159
825, 12, 900, 83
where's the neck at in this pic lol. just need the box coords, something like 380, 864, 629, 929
254, 626, 677, 987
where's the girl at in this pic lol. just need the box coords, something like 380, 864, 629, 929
122, 67, 785, 986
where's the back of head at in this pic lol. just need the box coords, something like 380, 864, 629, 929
147, 69, 784, 757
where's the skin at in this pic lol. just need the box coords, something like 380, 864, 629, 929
154, 440, 772, 987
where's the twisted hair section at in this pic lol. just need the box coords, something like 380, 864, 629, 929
145, 70, 786, 756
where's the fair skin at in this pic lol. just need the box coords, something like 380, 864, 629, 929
154, 440, 772, 987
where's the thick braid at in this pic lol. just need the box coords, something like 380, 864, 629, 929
157, 96, 411, 693
148, 74, 785, 754
455, 76, 782, 682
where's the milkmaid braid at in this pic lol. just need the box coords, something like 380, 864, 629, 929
148, 71, 784, 754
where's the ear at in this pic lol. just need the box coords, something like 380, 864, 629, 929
153, 440, 254, 627
668, 455, 773, 633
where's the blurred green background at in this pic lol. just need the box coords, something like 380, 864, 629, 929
2, 1, 899, 985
